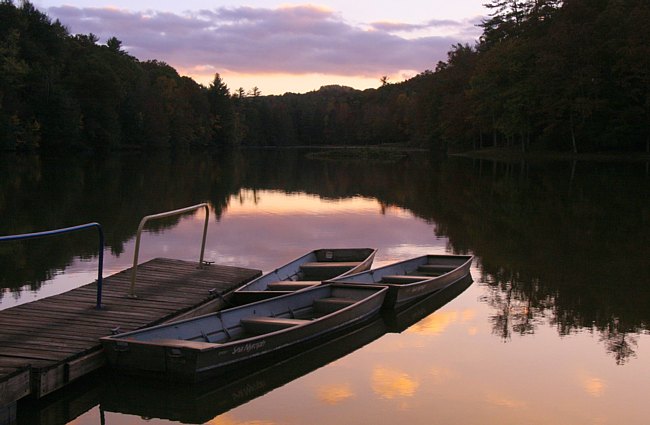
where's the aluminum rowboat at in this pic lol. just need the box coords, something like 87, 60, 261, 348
233, 248, 376, 304
327, 254, 473, 309
101, 283, 387, 382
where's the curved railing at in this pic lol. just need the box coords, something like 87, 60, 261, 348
0, 223, 105, 309
129, 203, 210, 298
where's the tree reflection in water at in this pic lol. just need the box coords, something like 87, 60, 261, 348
1, 150, 648, 364
453, 159, 650, 364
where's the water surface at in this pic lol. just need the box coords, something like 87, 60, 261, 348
2, 150, 649, 424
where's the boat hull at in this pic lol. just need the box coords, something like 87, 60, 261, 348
102, 317, 388, 422
101, 284, 387, 382
328, 254, 473, 309
233, 248, 376, 304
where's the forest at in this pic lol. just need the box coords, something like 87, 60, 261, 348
1, 0, 648, 153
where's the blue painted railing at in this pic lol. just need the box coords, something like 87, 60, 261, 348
0, 223, 105, 309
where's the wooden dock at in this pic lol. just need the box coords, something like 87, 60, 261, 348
0, 258, 261, 411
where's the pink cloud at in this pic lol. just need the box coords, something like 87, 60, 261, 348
370, 18, 467, 33
47, 5, 480, 76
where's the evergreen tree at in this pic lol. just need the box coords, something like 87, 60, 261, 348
208, 73, 234, 145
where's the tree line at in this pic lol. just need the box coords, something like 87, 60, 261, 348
1, 0, 648, 153
429, 0, 650, 154
0, 1, 232, 151
238, 0, 650, 154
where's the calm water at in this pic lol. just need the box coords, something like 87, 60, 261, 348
2, 150, 650, 424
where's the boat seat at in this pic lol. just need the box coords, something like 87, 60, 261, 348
149, 339, 217, 349
381, 275, 430, 284
300, 262, 361, 279
266, 281, 321, 291
417, 264, 455, 274
313, 297, 356, 314
240, 317, 310, 335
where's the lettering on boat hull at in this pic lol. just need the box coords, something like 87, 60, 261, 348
233, 340, 267, 355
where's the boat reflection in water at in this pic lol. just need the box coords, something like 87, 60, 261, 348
101, 316, 388, 424
19, 274, 472, 425
382, 273, 474, 333
101, 274, 474, 424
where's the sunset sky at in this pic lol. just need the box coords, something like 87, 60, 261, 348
33, 1, 488, 94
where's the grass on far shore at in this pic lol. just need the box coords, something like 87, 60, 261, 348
454, 147, 650, 162
302, 143, 650, 163
304, 144, 422, 162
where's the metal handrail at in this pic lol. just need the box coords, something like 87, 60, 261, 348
129, 203, 210, 298
0, 223, 105, 309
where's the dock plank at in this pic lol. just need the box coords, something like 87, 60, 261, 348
0, 258, 261, 404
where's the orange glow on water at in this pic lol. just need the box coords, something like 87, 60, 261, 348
428, 366, 454, 384
206, 415, 276, 425
405, 310, 459, 336
371, 366, 419, 399
485, 391, 528, 408
582, 376, 607, 397
224, 190, 380, 215
316, 383, 355, 405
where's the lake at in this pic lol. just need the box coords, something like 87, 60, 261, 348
2, 149, 649, 424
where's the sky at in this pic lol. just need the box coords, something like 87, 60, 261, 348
33, 1, 488, 95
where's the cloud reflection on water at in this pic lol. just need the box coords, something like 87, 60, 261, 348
371, 366, 420, 399
1, 188, 447, 310
316, 383, 355, 405
404, 310, 458, 336
582, 376, 607, 398
206, 414, 276, 425
195, 189, 447, 272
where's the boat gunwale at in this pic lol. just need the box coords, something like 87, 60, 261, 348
233, 248, 377, 294
100, 283, 388, 353
327, 254, 473, 288
388, 254, 473, 289
325, 254, 474, 309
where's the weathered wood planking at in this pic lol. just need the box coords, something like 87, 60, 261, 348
0, 258, 261, 406
0, 366, 30, 407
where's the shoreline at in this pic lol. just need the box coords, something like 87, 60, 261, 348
452, 147, 650, 162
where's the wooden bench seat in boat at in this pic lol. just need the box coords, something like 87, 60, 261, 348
265, 281, 321, 291
417, 264, 456, 274
149, 339, 217, 349
299, 261, 362, 278
312, 297, 356, 314
380, 275, 431, 284
240, 317, 310, 335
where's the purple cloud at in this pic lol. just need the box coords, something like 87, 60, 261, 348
47, 5, 480, 76
369, 18, 468, 33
